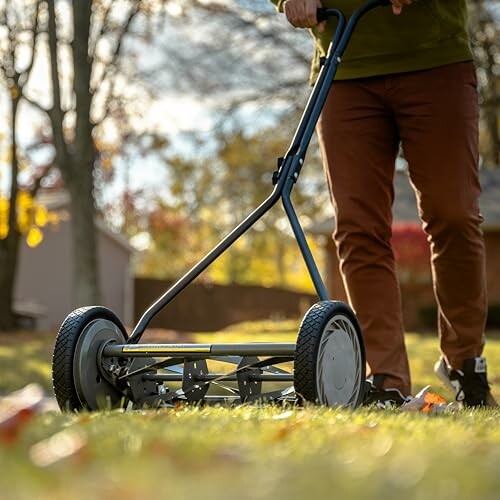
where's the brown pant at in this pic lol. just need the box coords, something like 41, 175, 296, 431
317, 62, 487, 395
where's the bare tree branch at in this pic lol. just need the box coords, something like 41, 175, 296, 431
92, 75, 117, 127
21, 93, 51, 116
18, 0, 42, 89
46, 0, 69, 170
29, 163, 55, 197
89, 0, 113, 59
90, 1, 141, 94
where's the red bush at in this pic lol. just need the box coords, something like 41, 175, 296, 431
391, 222, 430, 273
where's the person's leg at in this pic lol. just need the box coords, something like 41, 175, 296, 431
317, 78, 411, 396
393, 62, 487, 370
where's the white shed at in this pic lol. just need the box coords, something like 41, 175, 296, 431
14, 191, 134, 331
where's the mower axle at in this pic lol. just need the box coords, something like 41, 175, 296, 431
103, 343, 296, 358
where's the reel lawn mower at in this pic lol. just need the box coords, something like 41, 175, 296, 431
52, 0, 391, 412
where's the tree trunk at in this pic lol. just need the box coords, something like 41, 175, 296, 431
70, 1, 99, 305
67, 169, 100, 306
0, 97, 21, 330
47, 0, 100, 306
0, 230, 20, 330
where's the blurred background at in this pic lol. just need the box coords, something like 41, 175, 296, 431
0, 0, 498, 334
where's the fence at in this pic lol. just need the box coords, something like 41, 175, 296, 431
134, 278, 317, 332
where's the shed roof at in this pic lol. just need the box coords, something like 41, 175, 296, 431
309, 168, 500, 235
37, 190, 134, 253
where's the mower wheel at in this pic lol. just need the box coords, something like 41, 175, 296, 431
294, 301, 365, 407
52, 306, 128, 412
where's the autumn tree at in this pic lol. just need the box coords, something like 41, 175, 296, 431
0, 0, 55, 330
112, 0, 320, 288
149, 0, 312, 129
17, 0, 166, 307
119, 122, 329, 290
1, 0, 171, 327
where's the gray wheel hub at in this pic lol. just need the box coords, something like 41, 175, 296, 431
316, 314, 363, 407
73, 318, 126, 410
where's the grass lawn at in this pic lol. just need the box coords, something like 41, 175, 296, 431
0, 321, 499, 500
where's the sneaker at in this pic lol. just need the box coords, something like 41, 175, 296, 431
363, 377, 411, 408
434, 356, 498, 407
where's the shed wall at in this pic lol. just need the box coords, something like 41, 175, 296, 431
15, 220, 133, 331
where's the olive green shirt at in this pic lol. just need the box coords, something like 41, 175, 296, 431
271, 0, 472, 82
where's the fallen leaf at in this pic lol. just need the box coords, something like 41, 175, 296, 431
0, 384, 45, 445
400, 386, 458, 414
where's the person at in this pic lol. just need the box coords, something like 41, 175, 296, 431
271, 0, 497, 407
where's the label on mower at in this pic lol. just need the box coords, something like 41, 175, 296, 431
122, 344, 212, 353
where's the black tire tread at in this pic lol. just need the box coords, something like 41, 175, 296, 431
52, 306, 126, 412
294, 300, 365, 406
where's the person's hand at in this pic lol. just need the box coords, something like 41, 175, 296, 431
283, 0, 327, 33
390, 0, 415, 15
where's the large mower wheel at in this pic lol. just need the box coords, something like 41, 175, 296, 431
294, 301, 366, 407
52, 306, 128, 412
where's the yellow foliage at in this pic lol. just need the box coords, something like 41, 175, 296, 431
26, 227, 43, 248
0, 193, 59, 247
17, 191, 34, 210
17, 211, 31, 233
0, 199, 9, 240
34, 206, 48, 227
0, 222, 9, 239
47, 212, 60, 224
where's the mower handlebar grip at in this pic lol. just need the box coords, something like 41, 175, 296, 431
316, 8, 329, 23
317, 0, 391, 23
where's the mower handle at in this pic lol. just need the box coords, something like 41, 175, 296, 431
317, 0, 391, 23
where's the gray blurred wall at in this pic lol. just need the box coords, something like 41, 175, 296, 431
14, 217, 134, 331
